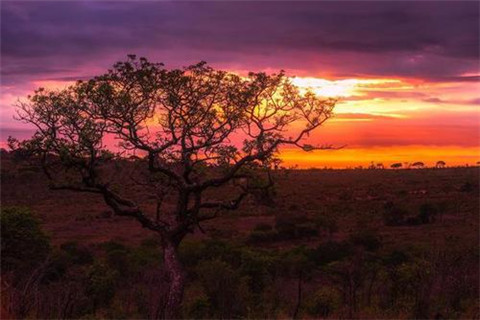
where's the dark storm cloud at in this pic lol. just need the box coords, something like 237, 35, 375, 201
1, 1, 479, 83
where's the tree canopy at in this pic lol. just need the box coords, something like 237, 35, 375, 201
10, 55, 336, 241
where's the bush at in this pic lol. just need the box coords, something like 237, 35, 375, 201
60, 241, 94, 265
101, 240, 161, 277
309, 241, 354, 266
296, 222, 319, 238
349, 229, 382, 251
383, 249, 409, 267
239, 250, 275, 296
248, 230, 278, 243
195, 259, 245, 318
405, 216, 421, 226
418, 203, 438, 224
179, 240, 207, 267
86, 262, 118, 311
314, 214, 338, 235
202, 239, 243, 266
275, 214, 317, 240
459, 182, 473, 193
1, 206, 50, 273
305, 287, 341, 318
253, 223, 273, 232
383, 201, 408, 226
184, 295, 211, 319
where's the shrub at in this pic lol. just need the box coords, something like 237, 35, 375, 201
179, 240, 207, 267
184, 295, 211, 319
1, 206, 50, 273
275, 214, 316, 240
202, 239, 243, 266
383, 201, 408, 226
383, 249, 409, 267
305, 287, 341, 318
314, 214, 339, 235
239, 250, 275, 296
86, 262, 118, 311
60, 241, 94, 265
418, 203, 438, 224
296, 222, 319, 237
248, 230, 278, 243
130, 243, 162, 269
253, 223, 273, 232
459, 182, 473, 193
349, 229, 382, 251
309, 241, 354, 266
405, 216, 421, 226
106, 248, 132, 277
195, 259, 245, 318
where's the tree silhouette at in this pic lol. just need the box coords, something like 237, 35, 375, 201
9, 56, 336, 318
390, 163, 402, 169
411, 161, 425, 169
435, 161, 446, 168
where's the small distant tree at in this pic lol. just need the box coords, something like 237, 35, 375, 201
435, 161, 446, 168
390, 163, 402, 169
411, 161, 424, 169
9, 56, 336, 318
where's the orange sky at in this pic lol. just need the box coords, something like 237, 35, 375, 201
278, 76, 480, 167
1, 2, 479, 168
2, 74, 478, 168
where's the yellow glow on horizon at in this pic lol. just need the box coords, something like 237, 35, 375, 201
279, 145, 480, 169
290, 77, 401, 98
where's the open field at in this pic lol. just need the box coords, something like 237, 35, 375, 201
1, 156, 479, 319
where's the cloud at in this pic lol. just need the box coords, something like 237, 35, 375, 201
1, 1, 478, 84
334, 113, 399, 120
422, 97, 480, 105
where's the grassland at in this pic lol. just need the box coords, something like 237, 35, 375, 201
1, 155, 479, 319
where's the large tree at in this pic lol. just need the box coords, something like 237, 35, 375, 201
9, 55, 336, 318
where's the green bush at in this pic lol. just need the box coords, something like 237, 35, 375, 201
383, 249, 409, 267
349, 229, 382, 251
239, 250, 275, 296
275, 214, 317, 240
383, 201, 408, 226
179, 240, 207, 267
418, 203, 438, 224
253, 223, 273, 232
195, 259, 245, 318
60, 241, 94, 265
305, 287, 341, 318
459, 181, 473, 193
248, 230, 278, 243
309, 241, 354, 266
202, 239, 243, 266
101, 240, 161, 277
314, 214, 339, 234
184, 295, 211, 319
86, 262, 118, 310
1, 206, 50, 273
296, 222, 319, 238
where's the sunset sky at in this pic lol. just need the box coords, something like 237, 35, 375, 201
1, 1, 479, 168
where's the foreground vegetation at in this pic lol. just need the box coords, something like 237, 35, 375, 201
1, 157, 479, 319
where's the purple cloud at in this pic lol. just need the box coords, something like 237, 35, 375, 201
1, 1, 478, 86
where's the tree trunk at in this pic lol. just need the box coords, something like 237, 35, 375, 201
162, 238, 185, 319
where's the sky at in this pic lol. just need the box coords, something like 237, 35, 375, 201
1, 1, 479, 168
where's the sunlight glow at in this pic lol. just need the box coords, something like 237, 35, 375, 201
290, 77, 401, 98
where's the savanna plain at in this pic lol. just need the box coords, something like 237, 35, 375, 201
1, 153, 479, 319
